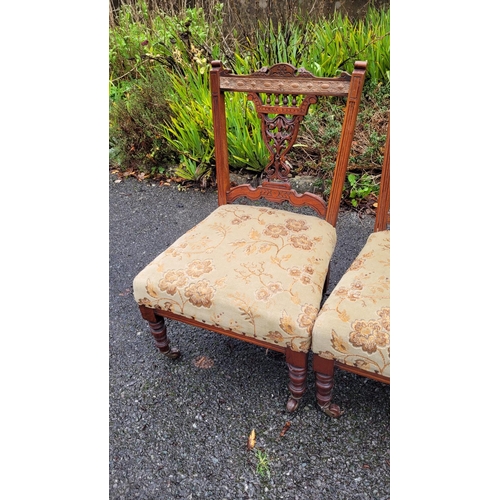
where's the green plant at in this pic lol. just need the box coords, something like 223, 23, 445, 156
254, 449, 271, 480
161, 49, 214, 181
161, 41, 269, 176
109, 1, 390, 187
109, 66, 174, 171
109, 1, 219, 78
225, 95, 268, 172
227, 6, 390, 82
174, 156, 211, 184
346, 172, 379, 207
301, 6, 390, 80
250, 19, 309, 67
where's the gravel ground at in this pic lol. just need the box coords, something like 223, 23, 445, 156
109, 173, 390, 500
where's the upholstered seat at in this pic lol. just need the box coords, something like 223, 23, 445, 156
312, 229, 390, 374
134, 204, 336, 352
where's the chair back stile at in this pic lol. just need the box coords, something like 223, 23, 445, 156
209, 61, 231, 206
324, 62, 368, 227
374, 119, 390, 232
311, 120, 390, 418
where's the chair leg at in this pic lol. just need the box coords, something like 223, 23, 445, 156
139, 305, 181, 359
285, 349, 308, 412
312, 354, 343, 418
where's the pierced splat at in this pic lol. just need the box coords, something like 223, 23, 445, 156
247, 89, 317, 182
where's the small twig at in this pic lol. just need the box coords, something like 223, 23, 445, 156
111, 63, 141, 83
337, 31, 390, 70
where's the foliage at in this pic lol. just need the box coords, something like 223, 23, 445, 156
109, 0, 390, 202
346, 172, 380, 207
109, 3, 219, 174
303, 6, 390, 81
163, 62, 213, 183
254, 448, 271, 480
227, 6, 390, 81
109, 66, 174, 174
242, 20, 309, 69
159, 35, 268, 180
225, 95, 268, 172
109, 0, 218, 81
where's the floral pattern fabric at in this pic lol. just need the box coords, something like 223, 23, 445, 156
133, 204, 337, 352
312, 230, 390, 377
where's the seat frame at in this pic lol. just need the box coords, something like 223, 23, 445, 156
312, 121, 390, 417
137, 60, 367, 412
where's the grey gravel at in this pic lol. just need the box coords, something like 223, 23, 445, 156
109, 174, 390, 500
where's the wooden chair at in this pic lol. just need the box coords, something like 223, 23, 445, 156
133, 60, 367, 412
312, 121, 390, 417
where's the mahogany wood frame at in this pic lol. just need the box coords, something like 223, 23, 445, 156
138, 60, 367, 413
312, 120, 390, 418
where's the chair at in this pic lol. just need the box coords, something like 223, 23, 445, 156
311, 121, 390, 417
133, 60, 367, 412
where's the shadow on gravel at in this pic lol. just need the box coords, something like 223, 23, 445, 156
109, 174, 389, 500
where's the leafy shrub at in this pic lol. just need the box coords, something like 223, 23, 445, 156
109, 66, 174, 174
109, 0, 390, 203
162, 58, 214, 182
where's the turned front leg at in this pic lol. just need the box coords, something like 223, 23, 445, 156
285, 349, 308, 412
312, 354, 342, 418
139, 305, 180, 359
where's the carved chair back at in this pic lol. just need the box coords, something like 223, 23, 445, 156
209, 60, 367, 227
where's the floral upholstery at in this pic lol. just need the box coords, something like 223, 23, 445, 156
312, 230, 390, 377
133, 204, 336, 352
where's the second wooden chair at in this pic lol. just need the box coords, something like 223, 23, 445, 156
312, 121, 390, 417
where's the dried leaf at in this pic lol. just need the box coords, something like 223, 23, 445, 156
247, 429, 256, 450
279, 421, 291, 437
193, 356, 214, 369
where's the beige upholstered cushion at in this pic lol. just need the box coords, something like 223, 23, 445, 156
312, 230, 390, 377
133, 204, 336, 352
